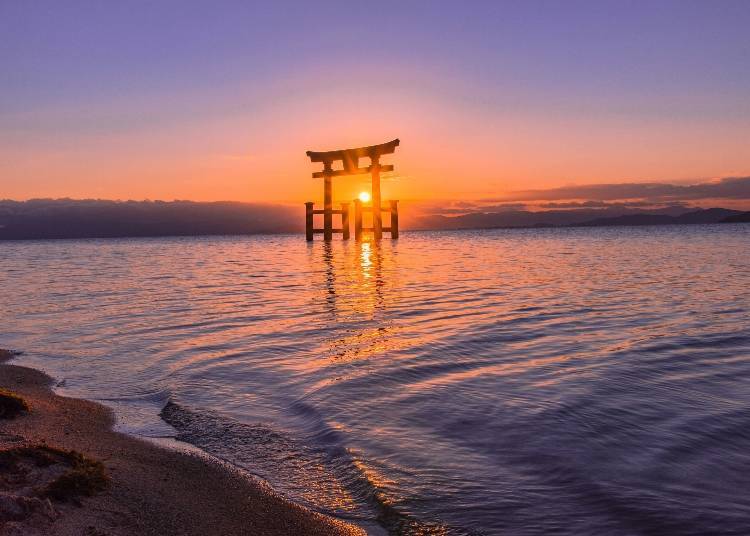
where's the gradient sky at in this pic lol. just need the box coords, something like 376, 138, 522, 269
2, 1, 749, 204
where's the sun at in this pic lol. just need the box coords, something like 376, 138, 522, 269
358, 191, 371, 203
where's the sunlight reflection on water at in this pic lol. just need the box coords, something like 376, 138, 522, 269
2, 225, 750, 535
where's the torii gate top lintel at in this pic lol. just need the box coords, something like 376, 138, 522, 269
306, 138, 399, 177
306, 138, 399, 163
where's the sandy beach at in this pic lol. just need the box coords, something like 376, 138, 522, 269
0, 349, 364, 536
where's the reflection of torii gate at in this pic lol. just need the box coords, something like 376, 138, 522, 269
305, 139, 400, 241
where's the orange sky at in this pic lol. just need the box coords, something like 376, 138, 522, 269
4, 86, 749, 205
3, 3, 749, 206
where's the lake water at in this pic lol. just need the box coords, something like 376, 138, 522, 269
2, 225, 750, 535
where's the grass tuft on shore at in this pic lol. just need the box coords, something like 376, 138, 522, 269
0, 445, 110, 502
43, 450, 110, 501
0, 388, 30, 418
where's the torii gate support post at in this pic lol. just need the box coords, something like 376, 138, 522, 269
341, 202, 350, 240
390, 200, 399, 239
305, 202, 314, 241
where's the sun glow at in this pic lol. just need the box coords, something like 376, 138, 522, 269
358, 191, 371, 203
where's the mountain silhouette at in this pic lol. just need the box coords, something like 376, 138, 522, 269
576, 208, 742, 227
411, 207, 742, 231
0, 200, 301, 240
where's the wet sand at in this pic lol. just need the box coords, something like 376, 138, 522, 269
0, 349, 365, 536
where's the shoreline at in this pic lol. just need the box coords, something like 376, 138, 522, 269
0, 349, 365, 536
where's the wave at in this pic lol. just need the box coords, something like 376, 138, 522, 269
160, 400, 469, 535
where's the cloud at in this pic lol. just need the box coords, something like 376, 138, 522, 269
416, 201, 528, 215
497, 176, 750, 203
536, 200, 681, 209
403, 176, 750, 228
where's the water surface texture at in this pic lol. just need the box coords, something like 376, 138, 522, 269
3, 225, 750, 535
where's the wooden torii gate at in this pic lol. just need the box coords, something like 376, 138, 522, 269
305, 139, 400, 241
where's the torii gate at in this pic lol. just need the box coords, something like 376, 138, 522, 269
305, 139, 400, 241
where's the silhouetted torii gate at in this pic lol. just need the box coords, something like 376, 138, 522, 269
305, 139, 400, 241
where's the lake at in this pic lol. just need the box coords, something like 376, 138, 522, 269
2, 225, 750, 535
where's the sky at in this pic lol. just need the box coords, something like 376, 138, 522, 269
2, 1, 749, 207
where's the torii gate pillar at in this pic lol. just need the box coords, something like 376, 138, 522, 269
371, 155, 383, 239
323, 162, 333, 241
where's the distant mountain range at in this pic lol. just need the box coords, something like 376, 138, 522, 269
574, 208, 747, 227
0, 199, 301, 240
411, 207, 748, 231
0, 199, 747, 240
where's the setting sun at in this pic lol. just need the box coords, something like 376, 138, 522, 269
358, 191, 371, 203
